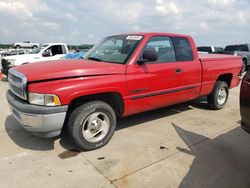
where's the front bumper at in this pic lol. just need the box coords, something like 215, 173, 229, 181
6, 90, 68, 138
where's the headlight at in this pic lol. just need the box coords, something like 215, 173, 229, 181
28, 93, 61, 106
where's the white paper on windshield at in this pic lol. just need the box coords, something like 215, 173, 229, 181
126, 36, 143, 40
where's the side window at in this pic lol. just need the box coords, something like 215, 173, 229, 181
51, 45, 63, 55
172, 37, 194, 61
142, 36, 176, 63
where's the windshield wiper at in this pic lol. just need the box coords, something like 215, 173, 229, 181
87, 57, 103, 62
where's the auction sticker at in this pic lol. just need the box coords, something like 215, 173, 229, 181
126, 36, 143, 40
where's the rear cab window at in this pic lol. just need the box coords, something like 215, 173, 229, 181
172, 37, 194, 61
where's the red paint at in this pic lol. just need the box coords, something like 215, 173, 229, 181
14, 32, 242, 117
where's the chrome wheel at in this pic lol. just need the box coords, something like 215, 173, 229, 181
217, 87, 227, 105
82, 112, 110, 143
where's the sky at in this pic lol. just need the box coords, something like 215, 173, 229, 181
0, 0, 249, 47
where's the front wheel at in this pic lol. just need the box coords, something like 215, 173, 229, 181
68, 101, 116, 151
207, 81, 229, 110
15, 45, 21, 49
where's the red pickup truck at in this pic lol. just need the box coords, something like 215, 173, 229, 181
6, 32, 242, 150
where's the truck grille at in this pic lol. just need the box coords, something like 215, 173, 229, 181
8, 69, 27, 100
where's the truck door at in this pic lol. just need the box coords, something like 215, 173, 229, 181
171, 36, 201, 101
126, 36, 199, 115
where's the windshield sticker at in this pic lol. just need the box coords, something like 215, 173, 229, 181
126, 36, 143, 40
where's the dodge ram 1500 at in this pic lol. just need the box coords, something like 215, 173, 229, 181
6, 32, 242, 150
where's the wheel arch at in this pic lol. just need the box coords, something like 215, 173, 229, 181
68, 92, 124, 118
216, 73, 233, 88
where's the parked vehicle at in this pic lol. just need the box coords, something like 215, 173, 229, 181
0, 49, 27, 57
224, 44, 250, 71
63, 51, 87, 59
240, 71, 250, 133
6, 32, 242, 150
0, 49, 8, 57
13, 41, 40, 49
197, 46, 224, 54
1, 43, 69, 76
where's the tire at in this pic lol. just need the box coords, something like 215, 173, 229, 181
207, 81, 229, 110
15, 45, 21, 49
32, 45, 38, 49
68, 101, 117, 151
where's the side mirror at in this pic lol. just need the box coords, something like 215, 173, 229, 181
42, 50, 51, 57
137, 48, 158, 65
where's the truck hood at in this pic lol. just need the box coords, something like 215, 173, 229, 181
14, 59, 126, 82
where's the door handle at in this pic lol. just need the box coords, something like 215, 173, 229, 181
175, 68, 182, 73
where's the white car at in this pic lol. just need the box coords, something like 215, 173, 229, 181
13, 41, 40, 49
1, 43, 69, 76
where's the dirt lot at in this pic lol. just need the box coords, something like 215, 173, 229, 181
0, 76, 250, 188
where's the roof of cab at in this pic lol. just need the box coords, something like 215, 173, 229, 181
109, 32, 191, 38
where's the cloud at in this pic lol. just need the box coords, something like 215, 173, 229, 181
0, 0, 249, 46
199, 22, 209, 30
65, 13, 78, 22
42, 22, 60, 30
0, 1, 33, 20
208, 0, 236, 6
87, 34, 101, 42
155, 0, 181, 15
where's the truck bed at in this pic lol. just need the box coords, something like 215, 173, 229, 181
199, 54, 242, 96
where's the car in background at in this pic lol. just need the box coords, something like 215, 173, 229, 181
1, 43, 69, 76
224, 44, 250, 71
240, 71, 250, 133
13, 41, 40, 49
0, 49, 27, 57
197, 46, 224, 54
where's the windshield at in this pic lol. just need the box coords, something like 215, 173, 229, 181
84, 35, 143, 64
225, 45, 249, 52
30, 44, 48, 54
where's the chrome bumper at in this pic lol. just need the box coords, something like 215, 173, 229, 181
7, 90, 68, 138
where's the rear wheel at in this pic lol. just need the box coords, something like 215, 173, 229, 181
68, 101, 116, 151
208, 81, 229, 110
32, 45, 38, 49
